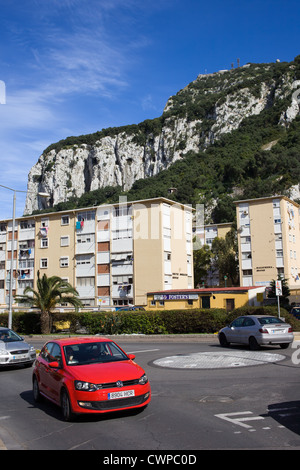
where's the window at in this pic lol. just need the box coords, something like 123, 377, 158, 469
20, 220, 35, 229
76, 277, 94, 287
61, 215, 69, 225
41, 238, 48, 248
40, 258, 48, 269
18, 280, 33, 289
113, 206, 132, 217
77, 211, 95, 222
76, 254, 93, 265
77, 234, 94, 244
60, 236, 70, 247
60, 257, 69, 268
112, 229, 132, 239
41, 218, 49, 228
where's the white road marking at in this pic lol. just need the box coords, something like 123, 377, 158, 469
215, 411, 265, 429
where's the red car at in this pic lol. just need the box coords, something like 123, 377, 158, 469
32, 337, 151, 421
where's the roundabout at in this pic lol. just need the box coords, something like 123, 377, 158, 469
153, 349, 286, 369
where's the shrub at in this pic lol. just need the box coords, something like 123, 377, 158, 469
2, 305, 300, 336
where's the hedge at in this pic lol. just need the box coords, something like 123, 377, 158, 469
1, 306, 299, 335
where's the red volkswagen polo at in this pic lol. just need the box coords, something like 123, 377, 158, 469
32, 337, 151, 421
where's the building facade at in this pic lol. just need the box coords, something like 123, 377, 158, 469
0, 198, 194, 310
147, 286, 265, 311
235, 196, 300, 290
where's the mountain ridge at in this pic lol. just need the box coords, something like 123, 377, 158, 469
25, 56, 300, 222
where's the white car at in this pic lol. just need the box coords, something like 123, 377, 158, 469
0, 327, 36, 367
218, 315, 294, 350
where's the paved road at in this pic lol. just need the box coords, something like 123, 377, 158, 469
1, 335, 300, 452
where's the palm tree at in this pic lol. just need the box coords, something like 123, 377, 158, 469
15, 271, 83, 334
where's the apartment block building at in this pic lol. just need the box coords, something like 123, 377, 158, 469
235, 196, 300, 290
0, 197, 194, 309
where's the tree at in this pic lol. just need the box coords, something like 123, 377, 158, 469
193, 244, 213, 287
211, 229, 239, 286
15, 271, 83, 334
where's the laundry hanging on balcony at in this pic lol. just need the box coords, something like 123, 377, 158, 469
76, 220, 84, 230
39, 227, 48, 237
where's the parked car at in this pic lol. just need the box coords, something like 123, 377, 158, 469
0, 327, 36, 367
32, 337, 151, 421
115, 306, 146, 311
290, 307, 300, 320
218, 315, 294, 350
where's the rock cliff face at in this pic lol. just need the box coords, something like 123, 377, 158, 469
25, 60, 300, 214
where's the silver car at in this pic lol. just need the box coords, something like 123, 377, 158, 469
0, 327, 36, 367
218, 315, 294, 350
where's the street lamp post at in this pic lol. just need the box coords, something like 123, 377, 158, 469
0, 184, 50, 329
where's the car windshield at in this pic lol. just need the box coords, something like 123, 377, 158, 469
0, 329, 22, 343
63, 341, 128, 366
258, 317, 284, 325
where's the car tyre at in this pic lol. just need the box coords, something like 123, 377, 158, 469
279, 343, 289, 349
61, 388, 75, 422
33, 375, 42, 402
219, 333, 230, 347
249, 336, 260, 351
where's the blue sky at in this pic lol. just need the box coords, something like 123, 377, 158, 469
0, 0, 300, 220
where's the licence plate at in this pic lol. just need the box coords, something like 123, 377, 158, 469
108, 390, 135, 400
13, 354, 27, 360
272, 329, 285, 334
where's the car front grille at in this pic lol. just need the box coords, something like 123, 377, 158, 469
78, 393, 149, 411
98, 378, 140, 389
10, 349, 29, 355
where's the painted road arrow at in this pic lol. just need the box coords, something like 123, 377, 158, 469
215, 411, 265, 429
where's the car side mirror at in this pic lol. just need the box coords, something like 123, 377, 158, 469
128, 354, 135, 361
48, 361, 60, 368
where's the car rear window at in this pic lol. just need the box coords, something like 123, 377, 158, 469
258, 317, 284, 325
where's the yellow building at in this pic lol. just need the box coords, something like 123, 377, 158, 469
0, 197, 194, 310
235, 196, 300, 291
147, 286, 265, 311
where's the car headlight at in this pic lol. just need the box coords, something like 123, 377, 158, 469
138, 374, 148, 385
0, 349, 9, 357
74, 380, 99, 392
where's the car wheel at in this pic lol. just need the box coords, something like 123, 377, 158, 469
219, 333, 230, 347
61, 388, 75, 422
279, 343, 289, 349
249, 336, 260, 351
33, 375, 42, 402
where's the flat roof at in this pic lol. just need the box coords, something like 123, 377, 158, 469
0, 196, 194, 223
234, 195, 300, 208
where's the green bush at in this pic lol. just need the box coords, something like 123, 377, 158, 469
1, 306, 300, 336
